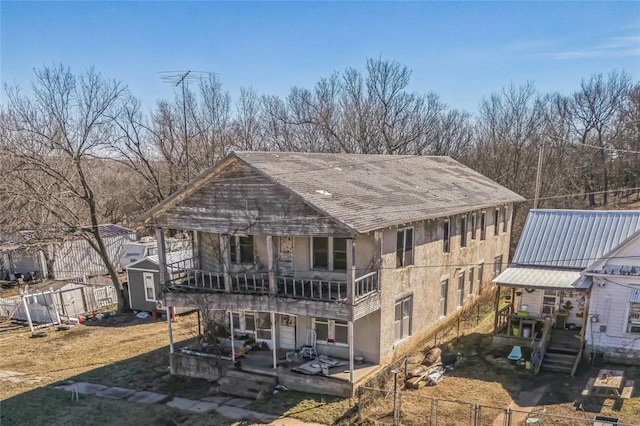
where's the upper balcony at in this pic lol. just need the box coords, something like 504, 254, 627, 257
163, 258, 380, 321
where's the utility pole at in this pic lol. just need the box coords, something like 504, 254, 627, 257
533, 141, 545, 209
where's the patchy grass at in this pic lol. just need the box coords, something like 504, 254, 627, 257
1, 387, 233, 426
251, 391, 353, 425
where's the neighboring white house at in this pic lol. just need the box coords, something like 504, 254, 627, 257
495, 209, 640, 366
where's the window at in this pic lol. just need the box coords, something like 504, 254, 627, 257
460, 216, 467, 248
502, 206, 508, 233
480, 212, 487, 240
468, 267, 475, 295
471, 213, 477, 240
494, 209, 500, 236
478, 263, 484, 289
230, 235, 254, 263
457, 271, 465, 307
394, 296, 412, 342
311, 237, 347, 271
312, 318, 348, 345
627, 303, 640, 334
440, 279, 448, 317
396, 228, 414, 268
443, 219, 451, 253
494, 255, 503, 278
542, 290, 558, 315
231, 311, 258, 336
143, 272, 156, 302
256, 312, 272, 340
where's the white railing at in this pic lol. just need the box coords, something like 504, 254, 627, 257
277, 277, 348, 301
355, 271, 378, 298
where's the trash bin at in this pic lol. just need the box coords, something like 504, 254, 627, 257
522, 327, 531, 338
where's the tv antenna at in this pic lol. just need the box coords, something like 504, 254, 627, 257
159, 70, 212, 181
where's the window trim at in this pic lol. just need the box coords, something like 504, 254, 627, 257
440, 279, 449, 318
230, 235, 255, 264
396, 227, 414, 268
312, 317, 349, 346
457, 271, 465, 308
310, 237, 347, 271
626, 302, 640, 334
394, 296, 413, 343
143, 272, 156, 302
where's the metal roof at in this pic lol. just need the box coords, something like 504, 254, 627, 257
81, 224, 136, 239
493, 266, 589, 290
512, 210, 640, 269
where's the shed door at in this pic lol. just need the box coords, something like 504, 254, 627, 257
279, 315, 296, 350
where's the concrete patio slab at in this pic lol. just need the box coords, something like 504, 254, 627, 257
166, 396, 199, 411
214, 405, 279, 423
63, 382, 108, 395
127, 391, 168, 404
224, 397, 252, 408
186, 401, 219, 413
97, 386, 137, 400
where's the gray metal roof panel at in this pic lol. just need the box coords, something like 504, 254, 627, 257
493, 266, 585, 289
513, 210, 640, 268
235, 152, 524, 233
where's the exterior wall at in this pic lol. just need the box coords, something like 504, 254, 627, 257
587, 276, 640, 364
49, 233, 136, 279
517, 289, 586, 327
127, 267, 160, 312
378, 205, 513, 362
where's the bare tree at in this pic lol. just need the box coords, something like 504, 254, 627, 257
1, 65, 137, 311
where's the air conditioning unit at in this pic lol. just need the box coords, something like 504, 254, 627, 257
156, 300, 164, 310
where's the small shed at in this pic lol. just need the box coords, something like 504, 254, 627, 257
126, 250, 193, 313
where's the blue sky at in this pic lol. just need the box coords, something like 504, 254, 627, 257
2, 1, 639, 113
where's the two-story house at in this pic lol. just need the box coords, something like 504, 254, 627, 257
140, 151, 524, 396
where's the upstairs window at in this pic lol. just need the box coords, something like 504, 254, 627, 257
494, 208, 500, 236
502, 206, 508, 233
443, 219, 451, 253
471, 213, 477, 240
230, 235, 255, 264
480, 212, 487, 240
460, 216, 467, 248
311, 237, 347, 271
396, 228, 414, 268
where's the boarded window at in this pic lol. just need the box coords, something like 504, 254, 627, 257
396, 228, 414, 268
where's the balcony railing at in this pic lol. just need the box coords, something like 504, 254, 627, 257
164, 258, 379, 303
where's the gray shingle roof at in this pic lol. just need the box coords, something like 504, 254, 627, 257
234, 152, 524, 233
512, 209, 640, 269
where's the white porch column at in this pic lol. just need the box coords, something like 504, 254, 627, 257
156, 228, 169, 288
266, 235, 276, 294
229, 311, 235, 362
346, 238, 356, 303
166, 306, 174, 353
271, 312, 277, 369
348, 320, 354, 383
219, 234, 231, 292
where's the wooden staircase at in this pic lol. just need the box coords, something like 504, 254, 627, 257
541, 329, 582, 374
217, 368, 278, 400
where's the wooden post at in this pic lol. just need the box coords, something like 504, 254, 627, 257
229, 311, 235, 362
192, 230, 200, 269
266, 235, 276, 294
166, 306, 174, 353
156, 228, 169, 289
346, 239, 355, 303
493, 285, 501, 334
348, 320, 354, 383
220, 234, 231, 293
271, 311, 277, 369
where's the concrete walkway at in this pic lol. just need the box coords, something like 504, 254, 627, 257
51, 380, 291, 424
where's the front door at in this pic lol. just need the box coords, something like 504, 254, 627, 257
279, 315, 296, 350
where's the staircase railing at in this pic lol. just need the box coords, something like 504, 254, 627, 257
531, 318, 553, 375
570, 344, 583, 377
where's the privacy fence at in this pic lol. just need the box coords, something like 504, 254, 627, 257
0, 283, 116, 325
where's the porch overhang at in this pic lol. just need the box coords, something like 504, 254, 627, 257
493, 266, 591, 291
